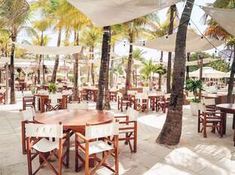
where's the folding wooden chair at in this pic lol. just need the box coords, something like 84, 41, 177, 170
157, 94, 170, 113
135, 93, 149, 112
21, 107, 36, 154
22, 96, 35, 110
75, 122, 119, 175
45, 93, 63, 111
25, 122, 69, 175
117, 92, 131, 112
198, 102, 224, 138
114, 107, 138, 153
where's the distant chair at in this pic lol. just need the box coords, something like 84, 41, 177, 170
114, 107, 138, 153
117, 92, 131, 112
67, 102, 89, 110
157, 93, 170, 113
74, 122, 119, 174
22, 96, 35, 110
135, 93, 149, 112
45, 93, 63, 111
21, 107, 36, 154
25, 122, 69, 175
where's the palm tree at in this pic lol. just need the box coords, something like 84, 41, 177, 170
157, 0, 195, 145
0, 29, 10, 57
81, 27, 102, 85
96, 26, 111, 110
0, 0, 29, 104
167, 4, 178, 93
122, 15, 156, 95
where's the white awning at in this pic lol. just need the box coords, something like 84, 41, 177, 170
139, 30, 223, 52
202, 7, 235, 37
15, 43, 82, 55
186, 58, 219, 66
189, 67, 229, 78
67, 0, 181, 27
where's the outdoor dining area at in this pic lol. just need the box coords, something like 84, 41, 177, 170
1, 0, 235, 175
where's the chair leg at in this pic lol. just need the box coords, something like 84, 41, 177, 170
203, 121, 207, 138
75, 135, 79, 172
21, 121, 27, 154
84, 150, 90, 175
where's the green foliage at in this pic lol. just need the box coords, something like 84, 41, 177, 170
185, 79, 203, 102
48, 83, 57, 93
208, 60, 230, 72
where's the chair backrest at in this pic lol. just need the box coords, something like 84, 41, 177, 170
25, 123, 63, 138
126, 107, 138, 121
202, 98, 215, 106
85, 122, 119, 139
49, 93, 63, 106
22, 107, 35, 121
135, 93, 148, 100
67, 102, 88, 110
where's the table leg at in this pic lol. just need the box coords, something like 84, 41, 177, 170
233, 114, 235, 129
222, 112, 227, 135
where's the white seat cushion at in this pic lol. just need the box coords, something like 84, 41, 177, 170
81, 141, 113, 155
32, 138, 58, 153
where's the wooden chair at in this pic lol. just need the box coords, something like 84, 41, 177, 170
25, 122, 69, 175
135, 93, 149, 112
114, 107, 138, 153
198, 102, 224, 138
74, 122, 119, 175
23, 96, 35, 110
117, 92, 131, 112
67, 102, 89, 110
157, 94, 170, 113
21, 107, 36, 154
0, 89, 5, 104
45, 93, 63, 111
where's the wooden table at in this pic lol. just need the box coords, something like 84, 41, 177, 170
34, 109, 113, 132
217, 103, 235, 146
202, 93, 234, 104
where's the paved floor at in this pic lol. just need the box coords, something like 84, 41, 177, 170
0, 101, 235, 175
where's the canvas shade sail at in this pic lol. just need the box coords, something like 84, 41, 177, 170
189, 67, 229, 78
202, 7, 235, 37
186, 58, 219, 66
67, 0, 181, 27
140, 30, 223, 52
15, 43, 81, 55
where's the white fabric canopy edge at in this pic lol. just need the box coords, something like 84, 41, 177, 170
15, 43, 82, 55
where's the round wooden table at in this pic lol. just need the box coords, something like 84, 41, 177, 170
34, 109, 113, 132
217, 103, 235, 146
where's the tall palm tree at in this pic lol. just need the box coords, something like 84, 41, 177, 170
0, 0, 29, 104
122, 15, 156, 95
96, 26, 111, 110
81, 27, 102, 85
167, 4, 178, 93
157, 0, 195, 145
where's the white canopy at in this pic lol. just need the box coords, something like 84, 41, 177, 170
186, 58, 219, 66
202, 7, 235, 37
67, 0, 181, 27
140, 30, 223, 52
16, 43, 82, 55
189, 67, 229, 79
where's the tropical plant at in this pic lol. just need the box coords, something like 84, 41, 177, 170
157, 0, 195, 145
185, 79, 203, 102
48, 83, 57, 93
0, 0, 29, 104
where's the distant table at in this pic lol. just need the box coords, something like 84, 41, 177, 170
34, 109, 113, 132
148, 93, 164, 111
217, 103, 235, 146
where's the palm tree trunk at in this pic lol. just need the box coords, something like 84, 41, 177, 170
10, 30, 16, 104
158, 51, 163, 90
37, 55, 41, 84
51, 28, 62, 83
166, 5, 176, 93
91, 46, 95, 85
157, 0, 195, 145
109, 45, 115, 88
186, 52, 190, 80
73, 30, 80, 101
96, 26, 111, 110
227, 44, 235, 103
124, 33, 133, 95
